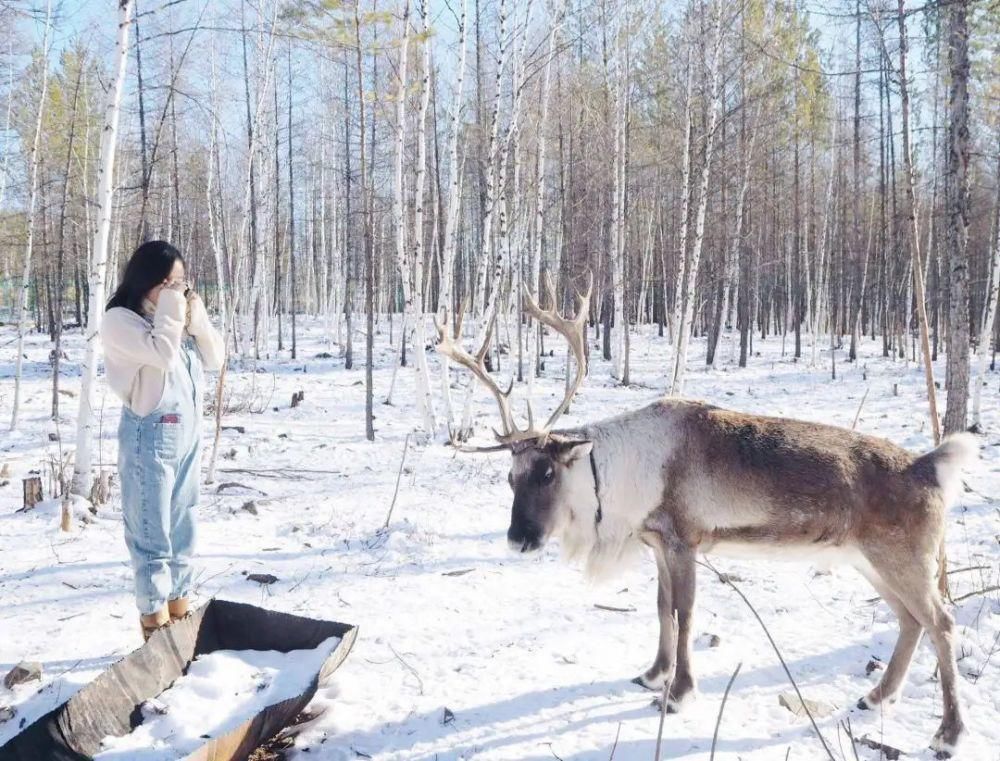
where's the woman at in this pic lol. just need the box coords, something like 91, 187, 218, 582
102, 241, 225, 639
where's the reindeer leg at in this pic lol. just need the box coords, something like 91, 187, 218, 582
867, 551, 965, 757
633, 530, 697, 712
856, 567, 922, 710
667, 548, 698, 709
896, 587, 964, 756
632, 551, 677, 693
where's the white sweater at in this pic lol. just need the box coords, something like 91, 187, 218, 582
101, 289, 226, 416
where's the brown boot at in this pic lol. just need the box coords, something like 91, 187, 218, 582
167, 597, 191, 623
140, 608, 170, 641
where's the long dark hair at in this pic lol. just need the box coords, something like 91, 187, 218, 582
106, 241, 184, 315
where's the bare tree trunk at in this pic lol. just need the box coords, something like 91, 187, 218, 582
943, 0, 971, 435
890, 0, 946, 597
52, 58, 85, 420
610, 1, 630, 384
409, 0, 437, 433
972, 134, 1000, 429
343, 56, 354, 371
670, 3, 723, 396
711, 104, 760, 369
0, 48, 14, 215
11, 0, 52, 432
459, 0, 510, 438
810, 115, 838, 367
70, 0, 133, 495
670, 48, 694, 347
437, 0, 468, 434
526, 0, 566, 389
888, 0, 941, 443
355, 4, 375, 441
288, 44, 298, 360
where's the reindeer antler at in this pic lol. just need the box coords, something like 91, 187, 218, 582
520, 271, 592, 435
435, 272, 592, 449
434, 308, 516, 438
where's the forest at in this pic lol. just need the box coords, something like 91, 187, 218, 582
0, 0, 997, 453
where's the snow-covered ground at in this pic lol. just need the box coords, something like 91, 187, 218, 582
1, 318, 998, 761
94, 635, 342, 760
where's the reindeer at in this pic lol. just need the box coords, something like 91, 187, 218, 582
436, 275, 977, 757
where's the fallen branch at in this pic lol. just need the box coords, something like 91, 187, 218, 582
608, 721, 621, 760
839, 717, 862, 761
219, 467, 343, 475
858, 734, 902, 760
951, 584, 1000, 604
387, 641, 424, 695
593, 604, 636, 614
946, 564, 991, 576
851, 387, 870, 430
383, 433, 411, 529
709, 661, 742, 761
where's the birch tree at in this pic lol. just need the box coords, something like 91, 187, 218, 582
70, 0, 133, 497
409, 0, 437, 434
437, 0, 468, 434
10, 0, 52, 432
943, 0, 971, 435
669, 1, 723, 396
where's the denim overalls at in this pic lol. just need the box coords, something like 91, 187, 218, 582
118, 334, 204, 615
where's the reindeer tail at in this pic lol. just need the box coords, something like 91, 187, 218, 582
913, 433, 978, 505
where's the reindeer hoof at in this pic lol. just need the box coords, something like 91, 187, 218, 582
651, 695, 683, 714
631, 673, 665, 691
857, 689, 899, 712
930, 721, 963, 759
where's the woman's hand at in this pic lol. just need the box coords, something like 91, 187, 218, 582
185, 292, 210, 335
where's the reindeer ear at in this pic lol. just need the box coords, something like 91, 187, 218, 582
552, 439, 593, 464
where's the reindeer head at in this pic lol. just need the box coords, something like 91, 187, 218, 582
505, 435, 595, 552
436, 274, 594, 554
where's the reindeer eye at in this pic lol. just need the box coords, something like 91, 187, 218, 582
543, 466, 554, 482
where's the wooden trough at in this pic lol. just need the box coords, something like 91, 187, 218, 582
0, 599, 357, 761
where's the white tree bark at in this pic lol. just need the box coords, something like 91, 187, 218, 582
0, 49, 13, 214
526, 0, 566, 388
70, 0, 132, 494
387, 0, 416, 416
11, 0, 53, 432
207, 47, 228, 339
669, 4, 723, 396
610, 2, 630, 383
458, 0, 510, 437
712, 104, 760, 369
810, 115, 839, 366
410, 0, 437, 434
669, 51, 694, 345
437, 0, 469, 433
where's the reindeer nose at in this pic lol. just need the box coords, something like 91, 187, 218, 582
507, 527, 541, 553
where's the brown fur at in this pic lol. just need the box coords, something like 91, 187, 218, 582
622, 400, 969, 755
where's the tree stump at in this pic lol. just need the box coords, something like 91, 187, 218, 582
60, 498, 72, 532
89, 471, 112, 507
22, 476, 42, 510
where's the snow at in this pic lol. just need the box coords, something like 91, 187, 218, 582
94, 636, 341, 760
1, 319, 999, 761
